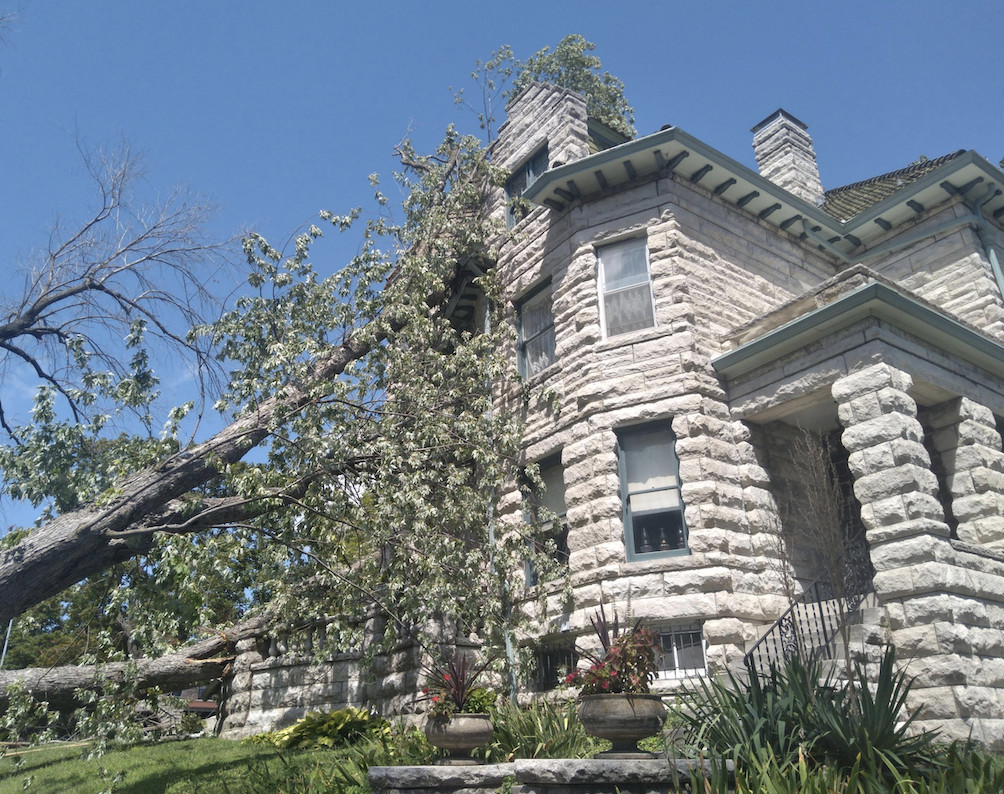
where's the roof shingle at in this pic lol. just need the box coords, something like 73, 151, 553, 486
821, 150, 966, 221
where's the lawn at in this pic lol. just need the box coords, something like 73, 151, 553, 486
0, 738, 282, 794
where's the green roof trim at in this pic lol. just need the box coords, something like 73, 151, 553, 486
523, 127, 1004, 255
710, 280, 1004, 381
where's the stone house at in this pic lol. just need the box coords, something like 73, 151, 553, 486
221, 83, 1004, 746
488, 83, 1004, 746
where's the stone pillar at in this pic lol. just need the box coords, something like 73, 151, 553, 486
832, 364, 950, 548
927, 397, 1004, 548
832, 365, 1004, 748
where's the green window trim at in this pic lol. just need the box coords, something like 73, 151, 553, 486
616, 422, 689, 562
523, 453, 569, 587
516, 278, 557, 379
506, 145, 549, 228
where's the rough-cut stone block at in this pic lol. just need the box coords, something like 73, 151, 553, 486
831, 364, 913, 403
842, 413, 925, 454
866, 517, 951, 545
854, 464, 939, 503
912, 686, 961, 720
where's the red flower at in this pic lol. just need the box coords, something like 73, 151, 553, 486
422, 687, 429, 694
432, 695, 440, 702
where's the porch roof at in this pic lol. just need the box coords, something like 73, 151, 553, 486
710, 274, 1004, 381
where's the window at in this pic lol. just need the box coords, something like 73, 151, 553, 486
654, 623, 706, 680
506, 146, 548, 228
617, 423, 687, 560
525, 455, 569, 587
516, 281, 556, 378
533, 643, 577, 691
597, 238, 656, 338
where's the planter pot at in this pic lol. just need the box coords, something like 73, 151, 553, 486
577, 693, 668, 758
424, 713, 493, 765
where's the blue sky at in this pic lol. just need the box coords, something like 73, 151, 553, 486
1, 0, 1002, 526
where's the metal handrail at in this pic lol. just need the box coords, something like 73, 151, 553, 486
743, 579, 856, 676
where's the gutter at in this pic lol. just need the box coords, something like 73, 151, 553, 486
799, 213, 984, 265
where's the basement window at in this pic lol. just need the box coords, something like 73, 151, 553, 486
506, 146, 548, 228
653, 623, 706, 680
598, 238, 656, 338
533, 643, 578, 691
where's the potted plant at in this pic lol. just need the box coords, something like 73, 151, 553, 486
565, 605, 667, 757
422, 649, 496, 765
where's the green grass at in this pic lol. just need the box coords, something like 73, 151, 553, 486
0, 738, 283, 794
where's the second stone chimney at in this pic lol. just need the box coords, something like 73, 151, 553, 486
751, 109, 824, 206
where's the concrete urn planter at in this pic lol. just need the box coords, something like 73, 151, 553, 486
424, 714, 493, 765
577, 693, 668, 758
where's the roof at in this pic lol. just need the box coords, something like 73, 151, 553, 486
711, 271, 1004, 382
822, 150, 968, 221
523, 127, 1004, 258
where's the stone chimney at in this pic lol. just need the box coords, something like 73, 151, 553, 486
751, 109, 824, 206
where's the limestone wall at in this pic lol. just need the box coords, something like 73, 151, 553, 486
867, 202, 1004, 341
219, 623, 425, 739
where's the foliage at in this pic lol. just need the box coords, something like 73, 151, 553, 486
691, 743, 1004, 794
512, 35, 635, 137
261, 707, 388, 750
460, 35, 634, 142
422, 650, 495, 717
678, 647, 944, 786
207, 724, 438, 794
0, 680, 55, 745
476, 697, 606, 762
565, 605, 659, 694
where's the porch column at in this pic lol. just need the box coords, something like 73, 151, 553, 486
927, 397, 1004, 548
832, 363, 950, 547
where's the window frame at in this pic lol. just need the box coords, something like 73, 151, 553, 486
523, 453, 569, 587
652, 622, 707, 681
516, 279, 557, 379
506, 145, 549, 228
596, 237, 657, 339
616, 422, 689, 562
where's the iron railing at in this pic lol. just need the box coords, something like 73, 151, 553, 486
743, 578, 875, 676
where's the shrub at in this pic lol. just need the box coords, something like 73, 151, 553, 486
262, 707, 389, 749
476, 697, 607, 762
678, 647, 942, 782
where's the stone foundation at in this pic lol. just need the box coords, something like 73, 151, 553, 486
370, 759, 729, 794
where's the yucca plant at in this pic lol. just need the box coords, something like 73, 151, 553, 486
475, 697, 607, 762
678, 646, 946, 785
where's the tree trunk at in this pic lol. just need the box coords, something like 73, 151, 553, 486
0, 615, 270, 711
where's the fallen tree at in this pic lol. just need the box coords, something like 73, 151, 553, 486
0, 131, 503, 629
0, 615, 270, 712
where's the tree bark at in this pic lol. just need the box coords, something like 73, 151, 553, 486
0, 615, 270, 711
